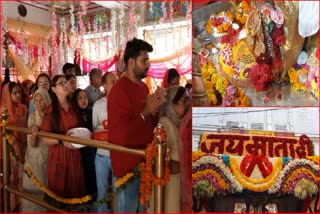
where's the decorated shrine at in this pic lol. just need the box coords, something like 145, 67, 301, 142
193, 1, 319, 106
193, 132, 319, 212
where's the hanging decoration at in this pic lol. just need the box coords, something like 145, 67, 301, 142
135, 3, 143, 38
1, 1, 8, 67
79, 1, 88, 71
38, 43, 42, 70
50, 4, 58, 74
68, 3, 75, 65
169, 2, 174, 25
59, 17, 67, 68
128, 2, 136, 40
69, 2, 75, 35
186, 1, 192, 36
149, 2, 153, 15
119, 8, 125, 50
160, 1, 167, 24
82, 54, 117, 73
111, 8, 117, 51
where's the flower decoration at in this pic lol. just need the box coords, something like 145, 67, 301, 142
140, 126, 170, 207
248, 63, 274, 92
221, 27, 239, 45
270, 6, 284, 27
272, 26, 286, 46
24, 166, 92, 204
216, 76, 230, 97
234, 1, 249, 25
288, 65, 308, 93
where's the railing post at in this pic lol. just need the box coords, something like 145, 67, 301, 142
2, 108, 10, 212
154, 124, 166, 213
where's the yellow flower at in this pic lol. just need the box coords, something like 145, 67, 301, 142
239, 69, 247, 80
240, 96, 250, 106
205, 80, 214, 90
208, 93, 218, 105
25, 166, 92, 204
223, 65, 236, 76
193, 169, 229, 191
115, 172, 134, 187
211, 74, 219, 86
208, 65, 216, 75
202, 69, 211, 81
230, 157, 282, 192
192, 151, 206, 162
288, 67, 298, 83
206, 21, 213, 34
216, 77, 229, 97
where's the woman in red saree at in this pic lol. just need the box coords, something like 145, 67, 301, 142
1, 82, 28, 211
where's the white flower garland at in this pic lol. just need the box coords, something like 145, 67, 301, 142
79, 1, 88, 69
111, 8, 117, 51
135, 7, 141, 39
51, 4, 58, 74
186, 1, 192, 38
268, 158, 319, 194
59, 17, 67, 67
169, 2, 174, 25
128, 1, 136, 40
193, 155, 243, 193
119, 8, 125, 50
69, 2, 75, 35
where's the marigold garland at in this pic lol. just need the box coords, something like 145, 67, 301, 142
235, 1, 249, 25
192, 168, 230, 191
230, 156, 283, 192
192, 151, 207, 162
24, 166, 92, 204
140, 128, 170, 207
115, 172, 135, 187
288, 66, 308, 93
283, 167, 318, 193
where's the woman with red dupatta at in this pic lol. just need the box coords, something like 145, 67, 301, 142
40, 75, 85, 200
161, 68, 181, 88
1, 81, 28, 211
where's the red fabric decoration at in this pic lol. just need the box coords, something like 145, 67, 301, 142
240, 154, 273, 178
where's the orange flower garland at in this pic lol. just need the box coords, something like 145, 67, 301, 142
235, 1, 249, 25
24, 167, 92, 204
140, 127, 170, 207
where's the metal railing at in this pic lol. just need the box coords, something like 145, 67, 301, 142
1, 108, 166, 212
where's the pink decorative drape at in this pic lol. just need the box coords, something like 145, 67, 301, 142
82, 55, 118, 73
148, 55, 191, 79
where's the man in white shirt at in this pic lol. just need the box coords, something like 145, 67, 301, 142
92, 72, 118, 212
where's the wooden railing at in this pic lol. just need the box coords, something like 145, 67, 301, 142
1, 108, 166, 212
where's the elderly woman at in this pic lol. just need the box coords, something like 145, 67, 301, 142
150, 85, 190, 212
29, 73, 52, 114
22, 89, 51, 212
